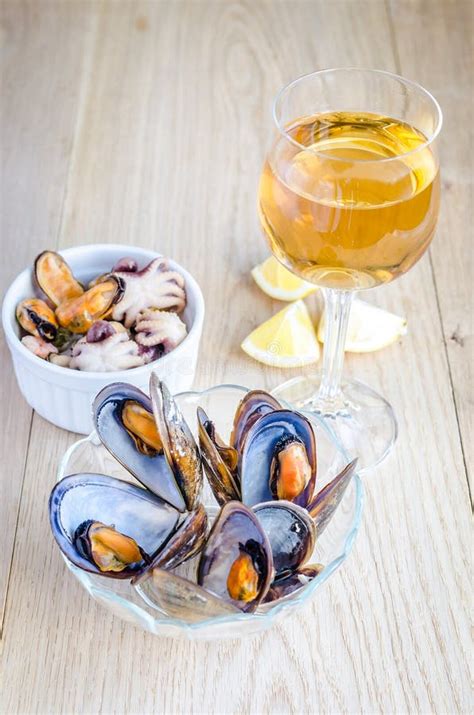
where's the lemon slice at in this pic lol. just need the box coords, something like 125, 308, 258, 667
251, 256, 317, 301
318, 299, 407, 353
241, 300, 320, 367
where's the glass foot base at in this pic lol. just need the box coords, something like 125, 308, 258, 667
271, 374, 398, 473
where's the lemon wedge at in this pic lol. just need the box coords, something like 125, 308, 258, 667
241, 300, 320, 367
251, 256, 317, 301
318, 299, 407, 353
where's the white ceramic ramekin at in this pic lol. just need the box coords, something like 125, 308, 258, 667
2, 244, 205, 434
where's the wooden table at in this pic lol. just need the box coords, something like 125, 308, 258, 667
1, 2, 471, 713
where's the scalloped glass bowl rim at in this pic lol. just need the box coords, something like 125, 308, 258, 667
57, 383, 364, 635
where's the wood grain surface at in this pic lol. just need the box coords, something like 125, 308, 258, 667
0, 1, 471, 714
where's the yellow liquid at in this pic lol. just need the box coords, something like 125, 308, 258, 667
259, 112, 440, 289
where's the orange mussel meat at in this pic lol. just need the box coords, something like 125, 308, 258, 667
55, 278, 124, 333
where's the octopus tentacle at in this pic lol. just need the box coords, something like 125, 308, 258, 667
134, 309, 187, 353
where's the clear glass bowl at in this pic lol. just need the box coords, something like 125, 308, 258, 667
57, 385, 364, 640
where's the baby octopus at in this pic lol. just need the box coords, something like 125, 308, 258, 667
70, 321, 145, 372
134, 308, 187, 355
109, 258, 186, 328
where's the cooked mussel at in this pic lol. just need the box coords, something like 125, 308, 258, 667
122, 400, 163, 456
197, 407, 240, 506
308, 459, 358, 536
240, 410, 317, 508
151, 503, 208, 570
269, 436, 312, 502
136, 568, 240, 623
74, 520, 149, 573
197, 501, 273, 612
35, 250, 84, 307
264, 564, 324, 603
88, 258, 139, 289
132, 503, 208, 586
254, 501, 316, 578
93, 383, 186, 511
49, 473, 180, 579
150, 374, 202, 512
56, 277, 124, 333
230, 390, 281, 453
16, 298, 58, 341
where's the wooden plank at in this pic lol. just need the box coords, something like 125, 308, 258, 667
388, 0, 473, 495
1, 1, 471, 713
0, 0, 92, 629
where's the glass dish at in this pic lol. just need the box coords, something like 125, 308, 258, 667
57, 384, 364, 640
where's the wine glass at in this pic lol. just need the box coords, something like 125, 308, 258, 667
258, 68, 442, 471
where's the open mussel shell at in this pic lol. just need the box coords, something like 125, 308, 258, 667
150, 374, 202, 512
133, 503, 208, 582
240, 410, 317, 508
136, 568, 240, 623
151, 504, 208, 570
197, 407, 240, 506
197, 501, 273, 612
34, 250, 84, 307
264, 564, 324, 603
49, 473, 180, 579
230, 390, 281, 453
308, 459, 358, 536
93, 383, 186, 512
55, 276, 124, 333
16, 298, 58, 341
254, 501, 316, 578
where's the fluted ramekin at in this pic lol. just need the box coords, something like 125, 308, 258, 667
2, 244, 205, 434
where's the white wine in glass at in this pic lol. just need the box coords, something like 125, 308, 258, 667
258, 70, 442, 470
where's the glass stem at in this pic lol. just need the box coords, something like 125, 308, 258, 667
317, 288, 354, 407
